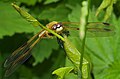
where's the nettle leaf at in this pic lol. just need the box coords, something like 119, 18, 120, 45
32, 38, 59, 66
91, 15, 120, 79
18, 66, 33, 78
0, 2, 38, 39
65, 0, 82, 9
84, 13, 120, 79
68, 4, 101, 22
52, 67, 74, 79
68, 4, 81, 22
68, 3, 120, 79
44, 0, 59, 4
38, 4, 70, 22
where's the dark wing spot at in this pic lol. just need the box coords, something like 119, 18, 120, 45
104, 28, 111, 31
103, 22, 110, 26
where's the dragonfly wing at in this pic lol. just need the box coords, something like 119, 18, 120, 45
86, 22, 115, 37
4, 31, 40, 67
4, 30, 46, 77
63, 22, 115, 37
4, 43, 31, 68
4, 47, 32, 77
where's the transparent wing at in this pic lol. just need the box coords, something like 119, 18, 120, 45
62, 22, 115, 37
87, 22, 115, 37
4, 30, 46, 77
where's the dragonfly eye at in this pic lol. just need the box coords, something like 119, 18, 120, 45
52, 24, 57, 30
52, 23, 63, 33
56, 23, 63, 32
56, 23, 62, 28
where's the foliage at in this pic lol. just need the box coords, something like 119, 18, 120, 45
0, 0, 120, 79
96, 0, 117, 21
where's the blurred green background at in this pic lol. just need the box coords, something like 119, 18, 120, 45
0, 0, 120, 79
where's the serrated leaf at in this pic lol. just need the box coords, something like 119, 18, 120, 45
68, 4, 99, 22
68, 4, 81, 22
32, 38, 59, 66
64, 73, 77, 79
38, 5, 70, 21
95, 60, 120, 79
85, 14, 120, 79
65, 0, 82, 9
0, 2, 38, 39
52, 66, 74, 79
44, 0, 59, 4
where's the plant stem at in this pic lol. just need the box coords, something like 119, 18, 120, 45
79, 0, 89, 79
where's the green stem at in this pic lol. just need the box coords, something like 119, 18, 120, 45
79, 0, 90, 78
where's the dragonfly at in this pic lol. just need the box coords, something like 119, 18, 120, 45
3, 21, 115, 77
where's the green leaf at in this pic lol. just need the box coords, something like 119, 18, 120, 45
95, 60, 120, 79
63, 35, 90, 79
32, 39, 59, 65
18, 66, 33, 78
36, 49, 65, 79
64, 35, 81, 68
20, 0, 37, 6
44, 0, 59, 4
84, 14, 120, 79
64, 73, 77, 79
96, 0, 117, 21
65, 0, 82, 9
0, 1, 38, 39
52, 66, 74, 79
11, 3, 40, 27
38, 4, 70, 22
68, 4, 100, 22
68, 4, 81, 22
67, 2, 120, 79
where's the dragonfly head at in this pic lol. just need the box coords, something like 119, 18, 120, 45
46, 21, 64, 33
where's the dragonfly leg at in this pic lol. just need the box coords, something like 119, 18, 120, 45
45, 31, 54, 39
